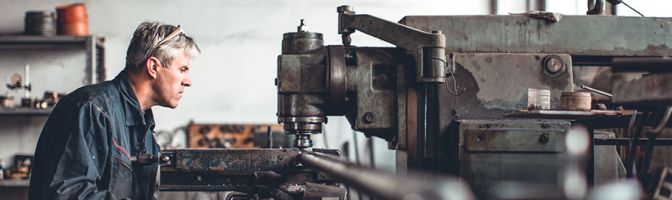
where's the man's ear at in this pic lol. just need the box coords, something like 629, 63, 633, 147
145, 57, 161, 79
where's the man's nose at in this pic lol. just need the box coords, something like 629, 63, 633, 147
183, 75, 192, 87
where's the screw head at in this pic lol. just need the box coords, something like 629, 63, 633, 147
476, 135, 484, 143
543, 55, 565, 76
539, 133, 549, 144
363, 112, 375, 124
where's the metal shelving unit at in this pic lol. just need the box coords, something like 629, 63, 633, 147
0, 35, 106, 84
0, 180, 29, 187
0, 108, 52, 116
0, 35, 105, 116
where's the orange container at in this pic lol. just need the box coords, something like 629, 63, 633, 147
56, 3, 89, 36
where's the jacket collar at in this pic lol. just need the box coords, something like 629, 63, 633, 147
113, 71, 155, 127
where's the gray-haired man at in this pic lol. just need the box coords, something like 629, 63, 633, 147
29, 21, 200, 200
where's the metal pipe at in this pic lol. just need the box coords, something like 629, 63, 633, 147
625, 109, 641, 178
298, 151, 474, 200
594, 138, 672, 145
641, 107, 672, 176
580, 84, 613, 98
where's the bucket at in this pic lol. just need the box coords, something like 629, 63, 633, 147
24, 11, 56, 36
56, 3, 89, 36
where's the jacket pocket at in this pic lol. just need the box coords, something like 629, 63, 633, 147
110, 154, 134, 198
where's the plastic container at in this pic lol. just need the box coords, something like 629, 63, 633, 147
527, 88, 551, 110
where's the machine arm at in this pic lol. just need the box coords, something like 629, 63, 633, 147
338, 5, 447, 83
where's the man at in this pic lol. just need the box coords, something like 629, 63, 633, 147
29, 21, 200, 199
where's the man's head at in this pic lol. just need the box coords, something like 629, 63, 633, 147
125, 21, 200, 109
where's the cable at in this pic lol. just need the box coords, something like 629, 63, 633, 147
609, 0, 645, 17
429, 56, 465, 96
445, 73, 465, 96
621, 1, 645, 17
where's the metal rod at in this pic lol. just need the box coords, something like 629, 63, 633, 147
24, 64, 30, 98
594, 138, 672, 145
298, 151, 475, 200
267, 126, 273, 148
622, 1, 645, 17
625, 109, 640, 178
580, 84, 613, 98
641, 107, 672, 177
351, 130, 364, 200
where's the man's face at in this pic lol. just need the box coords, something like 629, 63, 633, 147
153, 50, 192, 108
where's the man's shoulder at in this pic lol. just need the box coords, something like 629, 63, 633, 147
57, 80, 120, 110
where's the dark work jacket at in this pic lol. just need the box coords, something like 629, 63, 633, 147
29, 71, 160, 200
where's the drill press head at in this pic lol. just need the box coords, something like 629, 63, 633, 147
277, 20, 327, 149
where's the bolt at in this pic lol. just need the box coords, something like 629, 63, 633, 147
476, 135, 484, 143
197, 175, 203, 182
543, 55, 565, 75
277, 155, 283, 161
363, 112, 375, 123
539, 133, 549, 144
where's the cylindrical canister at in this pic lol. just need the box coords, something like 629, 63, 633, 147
56, 3, 89, 36
24, 11, 56, 36
561, 92, 592, 111
527, 88, 551, 110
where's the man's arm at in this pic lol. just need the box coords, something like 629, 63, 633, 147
48, 103, 114, 200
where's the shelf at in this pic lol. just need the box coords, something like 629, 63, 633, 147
0, 179, 29, 187
0, 35, 103, 45
0, 34, 106, 84
0, 108, 51, 116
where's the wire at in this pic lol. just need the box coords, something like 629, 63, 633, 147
621, 1, 645, 17
445, 73, 465, 96
429, 56, 465, 96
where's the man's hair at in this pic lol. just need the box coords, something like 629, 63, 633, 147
125, 21, 200, 74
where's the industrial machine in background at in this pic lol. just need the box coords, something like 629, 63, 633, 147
150, 1, 672, 199
275, 1, 672, 199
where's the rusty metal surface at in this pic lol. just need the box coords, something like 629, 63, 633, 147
459, 119, 569, 152
400, 15, 672, 56
344, 47, 402, 139
298, 151, 475, 200
612, 73, 672, 105
162, 149, 300, 173
454, 119, 571, 197
440, 53, 573, 122
560, 91, 592, 111
464, 129, 566, 153
160, 149, 342, 200
326, 45, 347, 115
